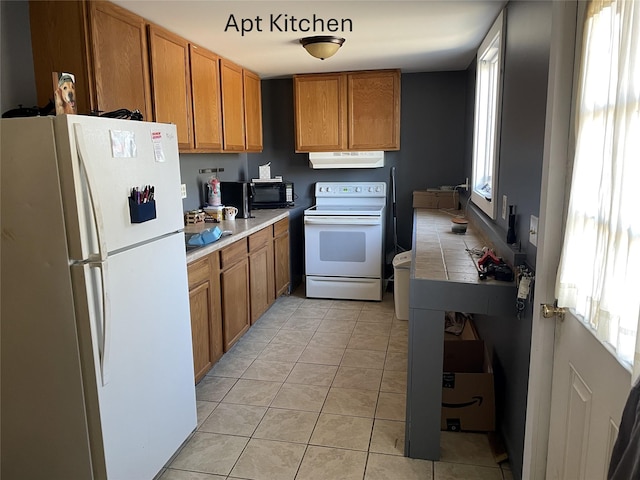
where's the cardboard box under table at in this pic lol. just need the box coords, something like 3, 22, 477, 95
441, 320, 495, 432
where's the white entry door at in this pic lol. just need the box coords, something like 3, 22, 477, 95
522, 2, 631, 479
545, 311, 630, 479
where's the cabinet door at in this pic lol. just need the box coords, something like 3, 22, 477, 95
189, 45, 223, 151
348, 70, 401, 150
294, 74, 347, 152
273, 219, 290, 297
188, 256, 222, 383
243, 69, 263, 152
249, 231, 275, 324
221, 258, 250, 350
89, 2, 152, 119
220, 59, 246, 151
29, 1, 93, 115
189, 281, 215, 382
148, 24, 193, 150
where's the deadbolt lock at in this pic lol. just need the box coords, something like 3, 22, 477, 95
541, 303, 566, 320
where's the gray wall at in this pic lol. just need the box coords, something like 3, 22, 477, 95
178, 153, 248, 211
1, 1, 37, 114
249, 72, 468, 287
463, 3, 552, 479
494, 1, 551, 267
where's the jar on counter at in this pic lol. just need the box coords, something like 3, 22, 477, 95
207, 177, 222, 206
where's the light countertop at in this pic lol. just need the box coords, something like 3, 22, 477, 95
412, 209, 509, 285
184, 209, 290, 263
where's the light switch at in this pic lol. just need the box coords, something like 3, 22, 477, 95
529, 215, 539, 246
180, 184, 187, 199
502, 195, 507, 220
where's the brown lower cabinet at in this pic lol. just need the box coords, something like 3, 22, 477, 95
220, 239, 251, 351
187, 217, 290, 382
187, 254, 222, 384
274, 218, 291, 297
249, 227, 275, 324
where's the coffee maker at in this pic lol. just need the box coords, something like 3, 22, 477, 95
220, 182, 254, 219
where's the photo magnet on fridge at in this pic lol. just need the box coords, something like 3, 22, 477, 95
53, 72, 77, 115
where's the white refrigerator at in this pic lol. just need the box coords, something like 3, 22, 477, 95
1, 115, 197, 479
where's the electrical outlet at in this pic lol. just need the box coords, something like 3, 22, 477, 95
180, 184, 187, 199
529, 215, 539, 246
457, 178, 470, 191
502, 195, 508, 220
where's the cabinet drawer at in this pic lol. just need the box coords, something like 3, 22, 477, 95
249, 227, 272, 252
273, 217, 289, 237
187, 257, 211, 289
220, 238, 248, 269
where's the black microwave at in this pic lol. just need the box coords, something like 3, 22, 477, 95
252, 181, 294, 209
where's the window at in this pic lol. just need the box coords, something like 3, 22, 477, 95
556, 0, 640, 375
471, 11, 505, 219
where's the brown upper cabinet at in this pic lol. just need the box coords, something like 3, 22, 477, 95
148, 25, 229, 153
220, 59, 246, 152
294, 73, 347, 152
243, 70, 264, 153
348, 70, 401, 150
30, 0, 261, 154
145, 24, 263, 153
294, 69, 400, 152
190, 45, 223, 151
29, 0, 152, 119
147, 24, 193, 150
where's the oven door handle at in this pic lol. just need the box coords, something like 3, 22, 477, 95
304, 216, 381, 226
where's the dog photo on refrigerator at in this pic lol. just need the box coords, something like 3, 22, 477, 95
54, 72, 77, 114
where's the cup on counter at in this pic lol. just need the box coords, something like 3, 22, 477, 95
224, 206, 238, 220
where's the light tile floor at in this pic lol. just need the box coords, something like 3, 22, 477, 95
158, 288, 513, 480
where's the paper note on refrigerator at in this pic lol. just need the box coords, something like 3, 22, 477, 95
151, 131, 165, 162
110, 130, 137, 158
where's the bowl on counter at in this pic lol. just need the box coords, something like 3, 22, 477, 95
451, 217, 468, 234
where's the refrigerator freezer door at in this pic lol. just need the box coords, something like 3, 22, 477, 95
72, 232, 196, 479
53, 115, 185, 261
1, 117, 95, 479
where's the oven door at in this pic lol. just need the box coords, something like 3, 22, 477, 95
304, 215, 382, 278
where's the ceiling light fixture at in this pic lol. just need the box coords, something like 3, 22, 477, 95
300, 36, 345, 60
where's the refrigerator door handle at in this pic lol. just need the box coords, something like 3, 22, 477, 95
73, 123, 107, 263
90, 259, 112, 386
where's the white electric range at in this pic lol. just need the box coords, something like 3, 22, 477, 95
304, 182, 387, 301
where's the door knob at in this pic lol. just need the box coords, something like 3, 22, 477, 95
541, 303, 566, 320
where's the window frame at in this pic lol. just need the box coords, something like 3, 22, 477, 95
471, 10, 506, 219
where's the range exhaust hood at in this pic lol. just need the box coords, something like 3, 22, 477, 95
309, 151, 385, 169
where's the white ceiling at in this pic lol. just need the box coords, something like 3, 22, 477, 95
113, 1, 507, 79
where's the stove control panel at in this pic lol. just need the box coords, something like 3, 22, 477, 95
315, 182, 386, 197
